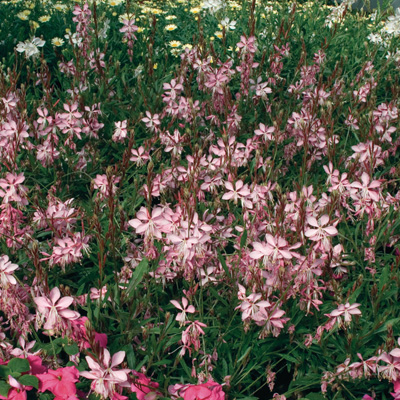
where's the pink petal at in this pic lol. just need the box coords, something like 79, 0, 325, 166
170, 300, 183, 310
111, 351, 125, 368
49, 287, 61, 305
56, 297, 74, 310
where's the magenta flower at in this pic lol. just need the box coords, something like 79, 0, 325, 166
130, 370, 160, 400
37, 366, 79, 398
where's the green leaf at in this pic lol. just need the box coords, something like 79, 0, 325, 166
379, 264, 390, 292
303, 393, 327, 400
179, 358, 192, 379
237, 347, 252, 363
0, 365, 10, 379
240, 229, 247, 248
277, 353, 298, 363
8, 358, 30, 373
64, 344, 80, 356
0, 381, 10, 397
126, 258, 149, 296
217, 249, 230, 278
18, 374, 39, 389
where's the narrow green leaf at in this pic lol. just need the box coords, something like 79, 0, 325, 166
126, 258, 149, 296
240, 229, 248, 248
217, 249, 230, 277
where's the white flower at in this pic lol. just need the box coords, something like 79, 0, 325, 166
220, 17, 236, 30
98, 18, 110, 40
32, 37, 45, 47
16, 37, 45, 59
202, 0, 224, 13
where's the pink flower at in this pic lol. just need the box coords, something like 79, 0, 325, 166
221, 180, 251, 207
130, 146, 150, 167
330, 302, 361, 325
0, 173, 28, 206
0, 376, 28, 400
37, 367, 79, 398
130, 371, 160, 400
128, 207, 170, 239
0, 255, 18, 287
169, 380, 225, 400
80, 349, 130, 399
351, 172, 382, 202
170, 297, 196, 326
305, 215, 338, 250
113, 120, 128, 142
237, 36, 257, 54
33, 287, 80, 331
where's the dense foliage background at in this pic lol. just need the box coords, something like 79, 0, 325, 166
0, 0, 400, 399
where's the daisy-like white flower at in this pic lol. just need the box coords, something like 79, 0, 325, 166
38, 15, 51, 23
169, 40, 182, 48
165, 24, 177, 31
51, 37, 64, 47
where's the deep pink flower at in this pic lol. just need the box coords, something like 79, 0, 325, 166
169, 380, 225, 400
130, 371, 160, 400
37, 367, 79, 397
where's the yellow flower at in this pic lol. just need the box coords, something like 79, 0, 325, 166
22, 9, 31, 15
108, 0, 124, 5
39, 15, 51, 22
210, 36, 215, 41
52, 37, 65, 46
215, 31, 223, 39
153, 63, 158, 69
170, 48, 180, 57
137, 27, 145, 33
54, 3, 67, 11
169, 40, 182, 48
17, 12, 29, 20
165, 24, 177, 31
150, 8, 162, 15
30, 21, 39, 30
190, 7, 200, 13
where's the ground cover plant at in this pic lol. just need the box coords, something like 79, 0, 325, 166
0, 0, 400, 398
